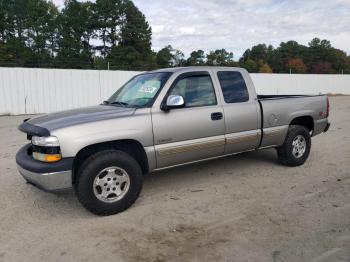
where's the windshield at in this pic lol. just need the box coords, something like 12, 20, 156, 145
105, 72, 172, 108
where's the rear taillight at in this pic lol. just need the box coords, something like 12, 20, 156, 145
326, 96, 330, 117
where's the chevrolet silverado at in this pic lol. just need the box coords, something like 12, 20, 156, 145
16, 67, 330, 215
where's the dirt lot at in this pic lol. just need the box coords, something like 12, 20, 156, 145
0, 96, 349, 262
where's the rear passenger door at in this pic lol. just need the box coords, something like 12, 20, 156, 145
214, 70, 261, 154
151, 71, 225, 168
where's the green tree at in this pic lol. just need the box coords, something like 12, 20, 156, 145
26, 0, 59, 66
186, 49, 205, 65
206, 49, 235, 66
156, 45, 174, 68
56, 0, 94, 68
273, 41, 308, 73
108, 45, 143, 70
332, 49, 348, 74
108, 0, 154, 70
1, 1, 350, 73
0, 0, 59, 67
249, 44, 268, 62
345, 56, 350, 74
155, 45, 184, 68
93, 0, 122, 57
307, 38, 349, 73
242, 59, 258, 73
172, 49, 185, 67
0, 0, 9, 41
240, 44, 272, 67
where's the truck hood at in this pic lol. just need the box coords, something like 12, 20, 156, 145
27, 105, 136, 132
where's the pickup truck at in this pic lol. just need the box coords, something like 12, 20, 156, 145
16, 67, 330, 215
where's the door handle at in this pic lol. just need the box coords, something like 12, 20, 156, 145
211, 112, 223, 121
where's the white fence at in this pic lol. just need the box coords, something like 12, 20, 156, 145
0, 67, 349, 115
251, 73, 350, 95
0, 68, 139, 115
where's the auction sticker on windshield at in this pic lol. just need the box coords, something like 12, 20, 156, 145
139, 86, 157, 93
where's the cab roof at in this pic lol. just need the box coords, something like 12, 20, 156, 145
150, 66, 245, 74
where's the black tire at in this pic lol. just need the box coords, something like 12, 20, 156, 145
277, 125, 311, 167
75, 150, 143, 216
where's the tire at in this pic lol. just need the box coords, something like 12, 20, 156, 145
75, 150, 143, 216
277, 125, 311, 167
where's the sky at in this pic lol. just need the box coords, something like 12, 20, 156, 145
52, 0, 350, 59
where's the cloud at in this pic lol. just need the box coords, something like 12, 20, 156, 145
51, 0, 64, 7
52, 0, 350, 58
133, 0, 350, 58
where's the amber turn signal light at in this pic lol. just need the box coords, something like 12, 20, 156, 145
33, 152, 62, 163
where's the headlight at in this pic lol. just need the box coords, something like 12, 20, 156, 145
32, 136, 60, 147
31, 136, 61, 162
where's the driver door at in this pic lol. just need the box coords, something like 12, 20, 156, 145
151, 71, 225, 168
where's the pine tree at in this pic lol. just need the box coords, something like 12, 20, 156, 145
156, 45, 174, 68
108, 0, 154, 70
93, 0, 123, 57
56, 0, 94, 68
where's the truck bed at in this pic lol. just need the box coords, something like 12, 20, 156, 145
256, 94, 328, 148
257, 94, 322, 100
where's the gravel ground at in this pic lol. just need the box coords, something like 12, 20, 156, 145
0, 96, 349, 262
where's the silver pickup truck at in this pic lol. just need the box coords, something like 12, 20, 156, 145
16, 67, 330, 215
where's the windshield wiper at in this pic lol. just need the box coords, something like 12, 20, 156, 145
102, 100, 143, 108
110, 101, 129, 107
102, 101, 129, 107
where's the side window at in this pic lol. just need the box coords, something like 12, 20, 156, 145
169, 75, 217, 107
217, 71, 249, 103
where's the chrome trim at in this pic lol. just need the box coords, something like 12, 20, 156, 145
258, 145, 276, 150
157, 139, 225, 156
263, 126, 286, 137
261, 125, 289, 147
226, 133, 258, 144
17, 165, 72, 191
166, 95, 185, 107
154, 148, 256, 172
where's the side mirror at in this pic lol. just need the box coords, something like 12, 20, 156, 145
161, 95, 185, 111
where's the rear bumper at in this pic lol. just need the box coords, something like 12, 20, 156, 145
16, 144, 73, 192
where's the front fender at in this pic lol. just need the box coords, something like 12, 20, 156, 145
51, 109, 153, 157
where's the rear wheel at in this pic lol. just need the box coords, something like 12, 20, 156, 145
75, 150, 143, 216
277, 125, 311, 167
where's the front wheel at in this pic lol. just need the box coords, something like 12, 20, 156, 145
277, 125, 311, 167
75, 150, 143, 216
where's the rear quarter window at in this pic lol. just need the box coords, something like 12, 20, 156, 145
217, 71, 249, 103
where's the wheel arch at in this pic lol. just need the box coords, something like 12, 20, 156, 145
289, 115, 314, 132
72, 139, 149, 184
